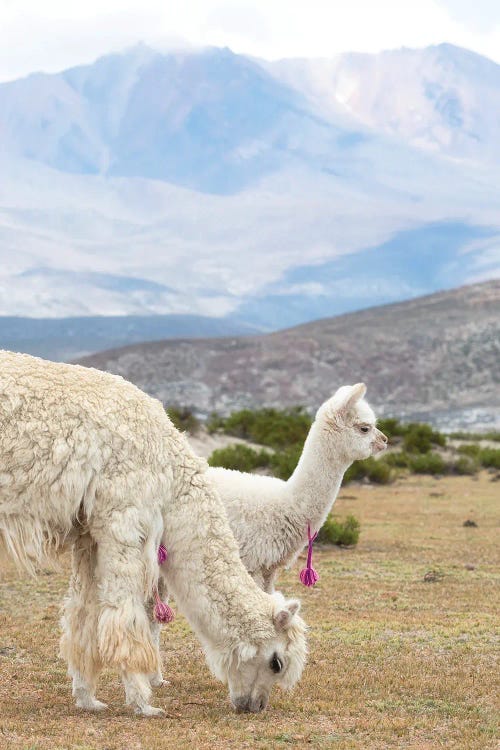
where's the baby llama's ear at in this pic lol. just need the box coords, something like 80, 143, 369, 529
337, 382, 367, 413
274, 599, 301, 631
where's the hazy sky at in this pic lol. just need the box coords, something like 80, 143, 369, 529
1, 0, 499, 81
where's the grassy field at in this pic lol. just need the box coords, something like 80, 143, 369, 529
0, 472, 498, 750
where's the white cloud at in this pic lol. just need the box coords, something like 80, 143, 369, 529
439, 0, 500, 32
0, 0, 499, 82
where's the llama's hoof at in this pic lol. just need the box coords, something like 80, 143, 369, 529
135, 705, 165, 717
76, 697, 108, 712
150, 676, 170, 688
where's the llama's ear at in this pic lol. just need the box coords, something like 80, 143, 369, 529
274, 599, 301, 631
338, 383, 366, 412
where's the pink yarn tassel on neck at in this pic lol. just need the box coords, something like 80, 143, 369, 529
153, 586, 174, 624
157, 543, 168, 565
299, 525, 319, 587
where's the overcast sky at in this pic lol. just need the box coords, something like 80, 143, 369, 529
1, 0, 499, 82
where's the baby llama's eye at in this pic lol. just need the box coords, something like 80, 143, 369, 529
270, 655, 283, 674
360, 426, 370, 433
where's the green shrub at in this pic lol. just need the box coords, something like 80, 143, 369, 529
402, 423, 446, 453
215, 407, 312, 449
457, 443, 481, 457
342, 457, 393, 485
317, 514, 360, 546
166, 406, 200, 434
477, 447, 500, 469
452, 456, 479, 475
383, 451, 412, 468
458, 445, 500, 469
269, 444, 303, 481
409, 452, 446, 475
208, 444, 272, 472
206, 412, 225, 434
366, 459, 393, 484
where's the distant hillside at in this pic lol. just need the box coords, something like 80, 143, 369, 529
79, 280, 500, 431
0, 314, 256, 361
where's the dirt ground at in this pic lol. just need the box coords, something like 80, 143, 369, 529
0, 472, 498, 750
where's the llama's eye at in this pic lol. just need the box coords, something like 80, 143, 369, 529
270, 655, 283, 674
359, 425, 370, 433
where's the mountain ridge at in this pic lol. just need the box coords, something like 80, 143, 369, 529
1, 42, 499, 323
78, 280, 500, 431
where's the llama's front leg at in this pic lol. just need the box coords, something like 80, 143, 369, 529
122, 669, 165, 717
92, 508, 164, 716
71, 670, 108, 712
60, 532, 107, 711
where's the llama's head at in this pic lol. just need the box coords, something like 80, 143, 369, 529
315, 383, 387, 462
204, 593, 307, 713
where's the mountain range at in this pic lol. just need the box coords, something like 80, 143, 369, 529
0, 42, 499, 331
79, 280, 500, 432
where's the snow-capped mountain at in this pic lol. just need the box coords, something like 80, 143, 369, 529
0, 43, 499, 325
267, 43, 500, 165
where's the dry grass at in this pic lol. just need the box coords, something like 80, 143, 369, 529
0, 473, 498, 750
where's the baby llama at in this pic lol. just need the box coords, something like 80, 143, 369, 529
0, 351, 307, 716
208, 383, 387, 591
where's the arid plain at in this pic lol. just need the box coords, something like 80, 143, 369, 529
0, 471, 498, 750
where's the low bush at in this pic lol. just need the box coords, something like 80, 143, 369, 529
211, 407, 312, 449
166, 406, 200, 434
458, 445, 500, 469
402, 423, 446, 453
208, 444, 272, 472
457, 443, 481, 457
478, 447, 500, 469
409, 452, 446, 475
269, 445, 303, 481
343, 457, 393, 485
317, 514, 360, 546
206, 412, 225, 434
452, 455, 479, 475
383, 451, 412, 468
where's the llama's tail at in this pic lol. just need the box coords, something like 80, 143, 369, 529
0, 514, 72, 576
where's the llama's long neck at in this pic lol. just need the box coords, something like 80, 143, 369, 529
286, 420, 351, 534
160, 462, 273, 650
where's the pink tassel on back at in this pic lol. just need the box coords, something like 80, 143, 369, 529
153, 586, 175, 624
299, 525, 319, 587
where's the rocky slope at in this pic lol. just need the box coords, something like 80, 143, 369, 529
79, 280, 500, 431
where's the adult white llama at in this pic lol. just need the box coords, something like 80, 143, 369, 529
208, 384, 387, 591
0, 351, 306, 716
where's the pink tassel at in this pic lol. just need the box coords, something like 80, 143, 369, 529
157, 543, 168, 565
153, 587, 174, 624
299, 525, 319, 587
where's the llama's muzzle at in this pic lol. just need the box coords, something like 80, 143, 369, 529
232, 694, 269, 713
